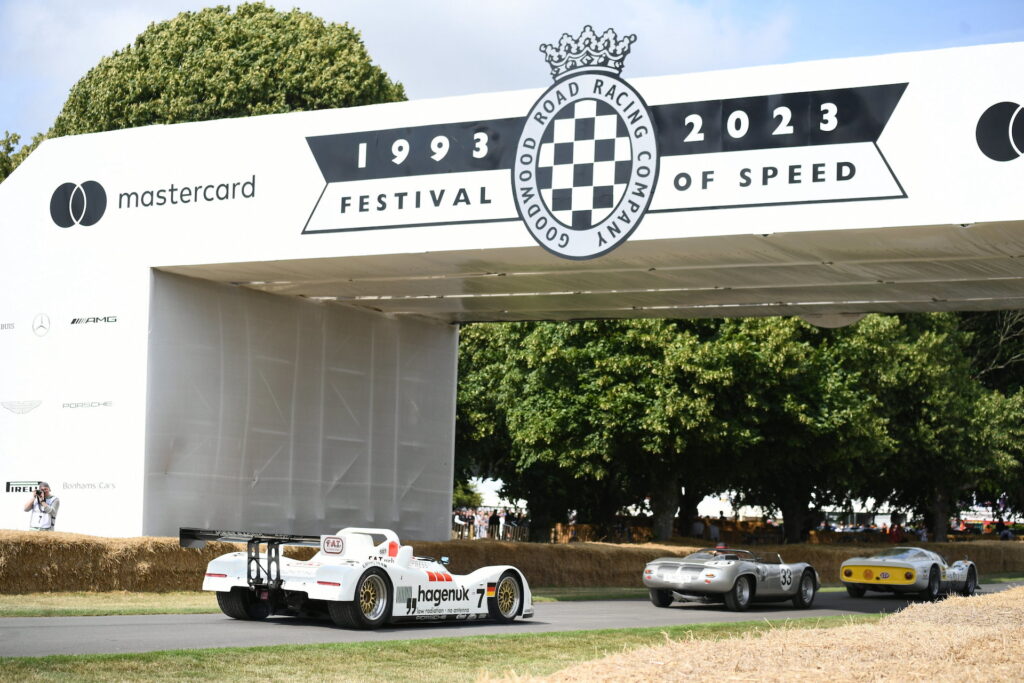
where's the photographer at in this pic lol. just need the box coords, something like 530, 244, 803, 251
23, 482, 59, 531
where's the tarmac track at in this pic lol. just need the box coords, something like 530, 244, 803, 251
0, 584, 1013, 657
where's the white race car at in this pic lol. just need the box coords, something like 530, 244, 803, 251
180, 527, 533, 629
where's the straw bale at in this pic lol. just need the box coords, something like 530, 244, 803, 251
508, 585, 1024, 682
2, 529, 1023, 593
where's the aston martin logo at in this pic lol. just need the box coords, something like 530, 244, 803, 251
2, 401, 42, 415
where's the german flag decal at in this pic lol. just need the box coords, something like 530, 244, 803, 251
486, 582, 496, 597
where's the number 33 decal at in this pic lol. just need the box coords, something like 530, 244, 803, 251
780, 567, 793, 588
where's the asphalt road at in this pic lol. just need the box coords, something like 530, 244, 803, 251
0, 584, 1014, 658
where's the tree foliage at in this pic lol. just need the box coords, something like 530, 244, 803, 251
0, 131, 44, 183
51, 3, 405, 137
451, 480, 483, 509
457, 313, 1024, 542
1, 2, 404, 182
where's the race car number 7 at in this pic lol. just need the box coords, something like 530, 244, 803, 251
476, 588, 485, 608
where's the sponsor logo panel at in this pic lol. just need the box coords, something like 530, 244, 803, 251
49, 177, 256, 229
321, 535, 345, 554
6, 481, 41, 493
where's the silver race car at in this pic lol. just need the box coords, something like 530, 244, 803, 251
840, 546, 977, 600
643, 547, 819, 611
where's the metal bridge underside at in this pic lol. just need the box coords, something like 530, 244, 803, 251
159, 221, 1024, 324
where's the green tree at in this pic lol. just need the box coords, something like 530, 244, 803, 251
0, 131, 44, 183
1, 2, 404, 182
960, 311, 1024, 393
51, 3, 404, 137
457, 319, 739, 541
717, 317, 893, 543
850, 314, 999, 540
452, 480, 483, 508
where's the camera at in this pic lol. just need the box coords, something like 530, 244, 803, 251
35, 488, 43, 496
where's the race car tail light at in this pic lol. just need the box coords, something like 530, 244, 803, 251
843, 569, 852, 578
205, 573, 227, 578
905, 572, 914, 580
317, 580, 341, 586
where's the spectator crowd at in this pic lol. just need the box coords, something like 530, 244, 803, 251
452, 507, 530, 541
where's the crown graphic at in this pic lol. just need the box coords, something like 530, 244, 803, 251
540, 26, 636, 80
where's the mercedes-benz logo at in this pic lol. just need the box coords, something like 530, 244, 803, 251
32, 313, 50, 337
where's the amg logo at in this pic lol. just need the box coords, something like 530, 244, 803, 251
6, 481, 39, 493
71, 316, 117, 325
417, 585, 469, 607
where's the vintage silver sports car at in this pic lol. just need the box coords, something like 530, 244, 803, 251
643, 547, 819, 611
180, 526, 533, 629
839, 546, 977, 600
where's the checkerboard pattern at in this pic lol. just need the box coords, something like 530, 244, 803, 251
537, 99, 633, 230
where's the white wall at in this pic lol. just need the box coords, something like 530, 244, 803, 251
0, 265, 150, 536
143, 272, 457, 540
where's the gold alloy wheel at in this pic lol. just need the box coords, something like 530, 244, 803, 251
359, 574, 388, 620
497, 576, 519, 617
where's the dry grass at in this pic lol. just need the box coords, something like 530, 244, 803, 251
497, 586, 1024, 682
2, 529, 1023, 593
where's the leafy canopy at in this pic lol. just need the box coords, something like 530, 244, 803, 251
51, 3, 405, 137
1, 3, 405, 182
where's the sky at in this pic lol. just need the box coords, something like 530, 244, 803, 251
3, 0, 1024, 143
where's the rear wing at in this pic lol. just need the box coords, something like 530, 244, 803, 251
180, 527, 321, 591
179, 527, 321, 549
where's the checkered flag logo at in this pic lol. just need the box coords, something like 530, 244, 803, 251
538, 99, 633, 230
513, 27, 658, 260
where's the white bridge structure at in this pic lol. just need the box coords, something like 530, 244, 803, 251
1, 41, 1023, 538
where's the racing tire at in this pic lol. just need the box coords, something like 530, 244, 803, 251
792, 570, 817, 609
328, 568, 392, 629
919, 565, 940, 602
217, 589, 270, 620
845, 584, 867, 598
488, 570, 522, 624
649, 589, 673, 608
960, 567, 977, 597
723, 575, 753, 612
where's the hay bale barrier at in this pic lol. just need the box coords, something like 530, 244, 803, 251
1, 529, 1023, 593
527, 585, 1024, 682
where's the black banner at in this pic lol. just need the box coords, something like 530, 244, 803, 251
306, 83, 907, 183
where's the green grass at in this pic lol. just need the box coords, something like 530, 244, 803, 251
981, 573, 1024, 583
0, 614, 883, 682
0, 591, 217, 617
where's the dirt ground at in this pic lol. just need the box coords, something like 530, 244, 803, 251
498, 586, 1024, 682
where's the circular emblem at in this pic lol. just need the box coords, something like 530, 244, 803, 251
513, 72, 658, 260
32, 313, 50, 337
50, 181, 107, 228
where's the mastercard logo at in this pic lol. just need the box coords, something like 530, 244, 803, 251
976, 102, 1024, 162
50, 181, 107, 228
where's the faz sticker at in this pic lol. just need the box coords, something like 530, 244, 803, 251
321, 535, 345, 555
513, 26, 658, 260
780, 566, 793, 589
